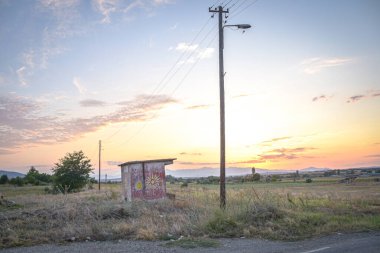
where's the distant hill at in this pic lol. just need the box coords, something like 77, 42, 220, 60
166, 167, 298, 178
0, 170, 25, 179
300, 167, 331, 172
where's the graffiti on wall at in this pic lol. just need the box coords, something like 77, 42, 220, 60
130, 163, 166, 200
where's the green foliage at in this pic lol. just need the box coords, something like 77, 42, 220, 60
205, 211, 239, 237
9, 177, 24, 186
24, 166, 52, 185
52, 150, 93, 193
0, 175, 9, 184
306, 178, 313, 183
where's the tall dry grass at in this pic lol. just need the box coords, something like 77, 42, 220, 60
1, 181, 380, 248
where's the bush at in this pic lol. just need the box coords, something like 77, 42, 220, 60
9, 177, 24, 186
52, 150, 93, 193
0, 175, 9, 184
306, 178, 313, 183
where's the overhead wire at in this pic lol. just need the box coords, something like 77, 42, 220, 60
229, 0, 259, 19
118, 31, 219, 146
102, 17, 214, 144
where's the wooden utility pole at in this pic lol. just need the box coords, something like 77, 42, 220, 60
209, 5, 229, 209
98, 140, 101, 191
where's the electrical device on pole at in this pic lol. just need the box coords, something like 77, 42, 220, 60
209, 5, 251, 209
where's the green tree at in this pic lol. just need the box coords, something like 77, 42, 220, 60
0, 175, 9, 184
52, 151, 93, 193
9, 176, 24, 186
25, 166, 39, 185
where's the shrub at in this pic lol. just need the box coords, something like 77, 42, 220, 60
306, 178, 313, 183
52, 151, 93, 193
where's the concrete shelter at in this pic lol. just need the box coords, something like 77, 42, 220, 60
119, 158, 176, 202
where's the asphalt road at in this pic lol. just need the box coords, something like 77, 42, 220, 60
1, 231, 379, 253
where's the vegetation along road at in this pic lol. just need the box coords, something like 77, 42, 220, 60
0, 231, 379, 253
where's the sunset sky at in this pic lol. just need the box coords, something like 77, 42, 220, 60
1, 0, 379, 178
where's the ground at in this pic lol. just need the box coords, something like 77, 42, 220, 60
1, 177, 380, 249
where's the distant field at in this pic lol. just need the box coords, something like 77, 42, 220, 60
1, 178, 380, 248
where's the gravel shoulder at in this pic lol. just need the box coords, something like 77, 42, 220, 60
1, 231, 380, 253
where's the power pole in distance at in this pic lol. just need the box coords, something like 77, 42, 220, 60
98, 140, 101, 191
209, 5, 251, 209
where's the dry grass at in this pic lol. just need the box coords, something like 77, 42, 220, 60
1, 180, 380, 248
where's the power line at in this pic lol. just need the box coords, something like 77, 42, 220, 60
118, 31, 219, 147
230, 0, 259, 19
102, 17, 214, 144
227, 0, 242, 10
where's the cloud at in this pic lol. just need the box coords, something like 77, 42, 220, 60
232, 94, 250, 99
179, 152, 202, 156
185, 104, 211, 110
173, 42, 215, 64
36, 0, 82, 67
175, 42, 199, 52
0, 94, 176, 154
0, 148, 17, 155
365, 154, 380, 158
79, 99, 106, 107
16, 66, 27, 86
260, 136, 292, 146
302, 57, 353, 74
346, 90, 380, 103
258, 147, 316, 162
177, 161, 219, 166
93, 0, 173, 24
239, 146, 316, 165
73, 77, 87, 94
234, 159, 264, 164
312, 94, 332, 102
198, 48, 215, 59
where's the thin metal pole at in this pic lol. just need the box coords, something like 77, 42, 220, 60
98, 140, 101, 191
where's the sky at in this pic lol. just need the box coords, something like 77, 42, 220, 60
0, 0, 379, 178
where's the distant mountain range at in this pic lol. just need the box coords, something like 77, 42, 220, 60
166, 166, 332, 178
0, 170, 25, 179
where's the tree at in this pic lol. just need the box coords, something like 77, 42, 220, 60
52, 151, 93, 193
25, 166, 39, 185
24, 167, 52, 185
0, 175, 9, 184
9, 176, 24, 186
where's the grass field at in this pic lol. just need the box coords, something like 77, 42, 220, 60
1, 178, 380, 248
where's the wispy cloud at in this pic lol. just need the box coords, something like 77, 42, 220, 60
185, 104, 211, 110
175, 42, 199, 52
79, 99, 106, 107
260, 136, 292, 146
179, 152, 202, 156
365, 154, 380, 158
312, 94, 332, 102
73, 77, 87, 95
237, 146, 316, 165
302, 57, 353, 74
172, 42, 215, 64
16, 66, 27, 86
93, 0, 173, 24
346, 91, 380, 103
0, 94, 176, 154
177, 161, 218, 166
